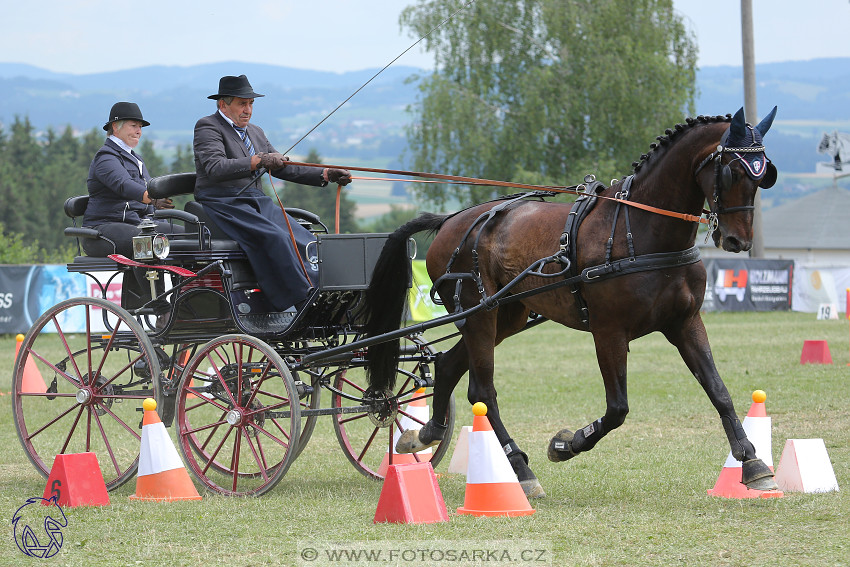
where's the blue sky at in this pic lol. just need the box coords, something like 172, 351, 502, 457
4, 0, 849, 74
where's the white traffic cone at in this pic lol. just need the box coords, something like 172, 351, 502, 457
379, 388, 432, 476
130, 398, 202, 502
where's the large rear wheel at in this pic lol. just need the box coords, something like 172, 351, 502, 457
12, 297, 161, 490
332, 336, 454, 480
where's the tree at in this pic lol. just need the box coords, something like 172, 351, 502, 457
275, 148, 358, 233
170, 143, 195, 174
400, 0, 698, 207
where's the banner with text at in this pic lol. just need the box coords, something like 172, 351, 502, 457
701, 258, 793, 312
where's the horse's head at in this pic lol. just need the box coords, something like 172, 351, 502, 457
695, 106, 778, 253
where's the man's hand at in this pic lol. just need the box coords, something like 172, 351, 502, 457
257, 152, 289, 170
152, 198, 175, 210
326, 168, 352, 186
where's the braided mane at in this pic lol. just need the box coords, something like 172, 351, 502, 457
631, 114, 732, 173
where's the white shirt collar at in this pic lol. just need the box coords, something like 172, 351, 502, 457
108, 135, 137, 157
218, 110, 238, 129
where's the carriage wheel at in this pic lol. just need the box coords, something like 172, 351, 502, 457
175, 334, 301, 496
331, 337, 455, 481
12, 297, 162, 490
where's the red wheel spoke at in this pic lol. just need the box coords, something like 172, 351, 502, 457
59, 406, 86, 455
357, 426, 380, 462
91, 406, 125, 478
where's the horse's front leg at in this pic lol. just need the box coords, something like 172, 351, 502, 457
548, 333, 630, 462
664, 315, 778, 490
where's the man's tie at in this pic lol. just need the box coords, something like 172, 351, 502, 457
233, 125, 256, 156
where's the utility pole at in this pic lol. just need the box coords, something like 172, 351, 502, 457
741, 0, 764, 257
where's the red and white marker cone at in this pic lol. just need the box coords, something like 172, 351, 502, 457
16, 333, 47, 394
378, 388, 432, 476
707, 390, 783, 499
457, 403, 535, 517
130, 398, 202, 502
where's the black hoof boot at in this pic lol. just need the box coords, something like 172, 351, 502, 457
547, 428, 578, 462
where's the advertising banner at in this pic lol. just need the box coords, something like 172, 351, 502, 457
702, 258, 794, 312
408, 260, 448, 322
791, 266, 850, 314
0, 265, 122, 334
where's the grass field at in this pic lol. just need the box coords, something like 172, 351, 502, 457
1, 311, 848, 566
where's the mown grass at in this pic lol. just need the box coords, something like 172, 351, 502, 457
1, 311, 848, 566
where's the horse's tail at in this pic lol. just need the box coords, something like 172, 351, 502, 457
364, 212, 448, 392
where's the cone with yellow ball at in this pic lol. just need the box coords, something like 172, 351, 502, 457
707, 390, 783, 499
456, 402, 535, 517
16, 333, 47, 394
130, 398, 202, 501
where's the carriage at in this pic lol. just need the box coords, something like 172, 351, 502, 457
13, 107, 783, 499
11, 171, 457, 497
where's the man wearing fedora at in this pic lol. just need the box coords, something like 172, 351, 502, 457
83, 101, 177, 257
193, 74, 351, 311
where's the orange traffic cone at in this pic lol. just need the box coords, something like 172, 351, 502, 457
457, 403, 535, 517
16, 334, 47, 394
130, 398, 202, 502
707, 390, 783, 499
378, 388, 432, 476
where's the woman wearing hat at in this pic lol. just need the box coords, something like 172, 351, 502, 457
82, 101, 178, 257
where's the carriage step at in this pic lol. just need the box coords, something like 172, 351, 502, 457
238, 309, 297, 333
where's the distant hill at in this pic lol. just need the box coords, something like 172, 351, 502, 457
1, 58, 848, 177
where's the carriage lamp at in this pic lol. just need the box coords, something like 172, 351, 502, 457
132, 219, 170, 261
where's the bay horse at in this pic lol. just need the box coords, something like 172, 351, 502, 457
363, 108, 780, 498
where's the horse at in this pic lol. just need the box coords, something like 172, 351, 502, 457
818, 130, 850, 170
363, 107, 780, 498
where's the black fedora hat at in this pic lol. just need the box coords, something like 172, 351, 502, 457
208, 75, 265, 100
102, 102, 150, 131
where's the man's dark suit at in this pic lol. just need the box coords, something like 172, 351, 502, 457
193, 111, 327, 311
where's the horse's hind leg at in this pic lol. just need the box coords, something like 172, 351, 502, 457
664, 315, 778, 490
461, 308, 545, 498
548, 333, 630, 462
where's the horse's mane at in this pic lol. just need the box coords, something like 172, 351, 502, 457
631, 114, 732, 174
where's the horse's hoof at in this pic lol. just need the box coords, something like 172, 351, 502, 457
395, 429, 438, 454
521, 479, 546, 499
746, 476, 780, 491
547, 428, 577, 462
742, 459, 779, 490
741, 458, 778, 490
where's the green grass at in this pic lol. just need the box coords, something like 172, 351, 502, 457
1, 312, 848, 566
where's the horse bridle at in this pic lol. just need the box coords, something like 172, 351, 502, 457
694, 131, 769, 222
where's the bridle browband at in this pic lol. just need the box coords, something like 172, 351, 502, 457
694, 137, 768, 223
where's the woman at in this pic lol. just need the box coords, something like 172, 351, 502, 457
82, 101, 177, 257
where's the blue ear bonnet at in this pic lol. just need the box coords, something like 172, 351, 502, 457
723, 106, 778, 187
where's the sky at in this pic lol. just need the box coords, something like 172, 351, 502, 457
3, 0, 849, 75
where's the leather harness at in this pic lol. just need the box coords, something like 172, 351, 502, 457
430, 177, 702, 328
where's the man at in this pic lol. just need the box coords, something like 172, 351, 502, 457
193, 75, 351, 311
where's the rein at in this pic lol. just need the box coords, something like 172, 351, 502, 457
289, 161, 712, 226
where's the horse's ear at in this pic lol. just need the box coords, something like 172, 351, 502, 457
730, 107, 747, 140
755, 106, 778, 137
